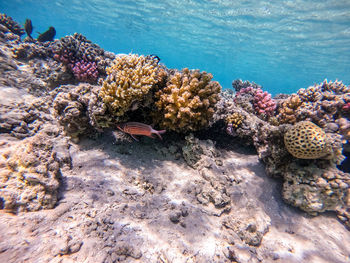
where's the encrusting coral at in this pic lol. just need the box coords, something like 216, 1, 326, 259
154, 68, 221, 132
99, 54, 167, 117
0, 133, 61, 213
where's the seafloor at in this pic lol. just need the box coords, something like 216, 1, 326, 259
0, 15, 350, 263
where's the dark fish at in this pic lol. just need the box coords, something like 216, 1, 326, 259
116, 122, 166, 141
24, 19, 33, 38
37, 26, 56, 42
147, 54, 161, 63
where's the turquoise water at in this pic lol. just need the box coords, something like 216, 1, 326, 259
2, 0, 350, 95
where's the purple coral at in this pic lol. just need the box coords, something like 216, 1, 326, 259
71, 60, 98, 82
53, 52, 99, 83
254, 88, 276, 117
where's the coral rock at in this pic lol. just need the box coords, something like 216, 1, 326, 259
0, 133, 61, 212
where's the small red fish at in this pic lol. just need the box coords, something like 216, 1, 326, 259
116, 122, 166, 141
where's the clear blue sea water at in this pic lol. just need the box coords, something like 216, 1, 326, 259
1, 0, 350, 95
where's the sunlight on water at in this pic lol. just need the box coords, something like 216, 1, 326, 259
1, 0, 350, 94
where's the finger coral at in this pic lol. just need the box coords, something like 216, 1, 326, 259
154, 68, 221, 132
0, 133, 61, 212
99, 54, 166, 117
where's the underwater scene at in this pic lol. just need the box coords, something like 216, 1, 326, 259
0, 1, 350, 262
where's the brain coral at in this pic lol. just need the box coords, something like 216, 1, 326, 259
284, 121, 332, 159
99, 54, 166, 116
154, 68, 221, 132
0, 133, 61, 212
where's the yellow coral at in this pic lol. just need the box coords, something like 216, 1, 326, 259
226, 112, 244, 128
99, 54, 165, 116
284, 121, 332, 159
154, 68, 221, 132
277, 94, 302, 124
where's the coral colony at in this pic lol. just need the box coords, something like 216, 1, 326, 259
0, 13, 349, 230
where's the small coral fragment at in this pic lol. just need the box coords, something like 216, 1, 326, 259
284, 121, 331, 159
226, 112, 244, 128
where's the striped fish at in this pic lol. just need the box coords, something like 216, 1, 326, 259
116, 122, 166, 141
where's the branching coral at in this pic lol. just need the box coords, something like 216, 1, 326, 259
99, 54, 166, 117
154, 68, 221, 132
0, 13, 24, 36
0, 133, 61, 212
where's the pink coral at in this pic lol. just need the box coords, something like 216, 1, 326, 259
343, 102, 350, 112
254, 88, 276, 117
71, 60, 98, 82
234, 86, 276, 117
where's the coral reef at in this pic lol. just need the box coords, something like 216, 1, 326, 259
276, 80, 350, 131
0, 133, 61, 212
217, 81, 349, 228
99, 54, 166, 117
0, 13, 24, 36
154, 68, 221, 132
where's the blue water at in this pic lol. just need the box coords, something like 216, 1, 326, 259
2, 0, 350, 95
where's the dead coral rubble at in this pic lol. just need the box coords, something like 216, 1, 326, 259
0, 133, 61, 212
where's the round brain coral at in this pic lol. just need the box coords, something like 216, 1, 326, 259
99, 54, 164, 116
284, 121, 332, 159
